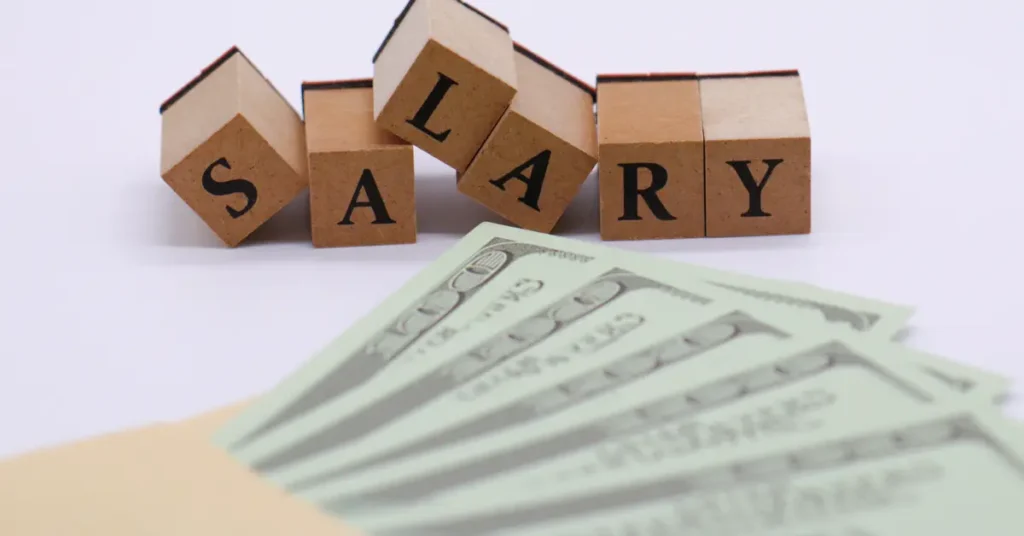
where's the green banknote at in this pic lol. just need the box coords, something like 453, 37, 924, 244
904, 347, 1010, 403
364, 407, 1024, 536
211, 223, 981, 461
213, 227, 607, 449
229, 270, 781, 479
288, 310, 788, 488
312, 328, 962, 520
268, 301, 791, 492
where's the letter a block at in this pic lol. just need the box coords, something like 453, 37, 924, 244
699, 70, 811, 237
596, 73, 705, 241
159, 47, 308, 247
303, 80, 416, 248
456, 43, 598, 233
372, 0, 517, 172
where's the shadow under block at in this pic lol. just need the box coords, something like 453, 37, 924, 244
699, 71, 811, 237
159, 47, 308, 247
372, 0, 518, 172
0, 402, 361, 536
596, 74, 705, 241
303, 80, 416, 248
456, 44, 598, 233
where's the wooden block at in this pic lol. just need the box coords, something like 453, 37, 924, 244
372, 0, 518, 172
303, 79, 416, 248
596, 73, 705, 241
699, 70, 811, 237
455, 43, 597, 233
159, 46, 307, 247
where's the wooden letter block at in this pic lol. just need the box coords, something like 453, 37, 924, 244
456, 43, 597, 233
159, 47, 307, 247
596, 73, 705, 241
372, 0, 518, 172
303, 80, 416, 248
699, 70, 811, 237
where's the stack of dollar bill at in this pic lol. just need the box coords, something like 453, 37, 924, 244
212, 222, 1021, 535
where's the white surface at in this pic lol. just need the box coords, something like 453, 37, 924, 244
1, 0, 1022, 459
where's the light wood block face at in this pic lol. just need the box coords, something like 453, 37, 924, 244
372, 0, 518, 172
303, 81, 416, 248
159, 47, 307, 247
700, 71, 811, 237
456, 43, 597, 233
596, 74, 705, 241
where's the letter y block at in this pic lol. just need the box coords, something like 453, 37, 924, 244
596, 73, 705, 241
372, 0, 518, 172
159, 47, 308, 247
699, 70, 811, 237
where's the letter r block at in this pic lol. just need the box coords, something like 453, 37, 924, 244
372, 0, 518, 172
456, 43, 598, 234
159, 47, 308, 247
596, 73, 705, 241
700, 71, 811, 237
303, 80, 416, 248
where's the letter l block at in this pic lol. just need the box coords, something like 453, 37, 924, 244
159, 47, 308, 247
372, 0, 518, 172
700, 70, 811, 237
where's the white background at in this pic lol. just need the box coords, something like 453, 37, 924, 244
1, 0, 1022, 459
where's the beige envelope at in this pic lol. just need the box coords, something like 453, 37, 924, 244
0, 401, 362, 535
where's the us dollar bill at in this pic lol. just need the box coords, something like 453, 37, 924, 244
212, 222, 981, 454
274, 304, 790, 492
213, 229, 601, 450
289, 311, 786, 487
358, 406, 1024, 536
235, 271, 768, 482
904, 347, 1010, 403
309, 329, 961, 517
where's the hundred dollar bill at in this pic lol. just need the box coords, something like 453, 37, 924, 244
228, 270, 773, 478
362, 406, 1024, 536
904, 347, 1010, 403
213, 227, 608, 449
309, 329, 960, 518
473, 223, 918, 341
289, 310, 788, 487
211, 222, 971, 452
271, 303, 790, 492
310, 335, 1003, 487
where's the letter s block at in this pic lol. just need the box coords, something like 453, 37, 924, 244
159, 47, 308, 247
456, 43, 598, 234
372, 0, 517, 172
303, 80, 416, 248
700, 70, 811, 237
596, 73, 705, 241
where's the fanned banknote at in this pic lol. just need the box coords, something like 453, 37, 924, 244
305, 324, 964, 518
223, 258, 974, 485
354, 406, 1024, 536
212, 223, 1006, 459
212, 223, 935, 450
226, 272, 770, 477
213, 230, 608, 449
200, 222, 1016, 536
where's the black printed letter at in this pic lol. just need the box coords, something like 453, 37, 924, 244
405, 72, 458, 142
617, 163, 676, 221
338, 169, 396, 225
489, 150, 551, 212
201, 157, 257, 219
726, 159, 784, 217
